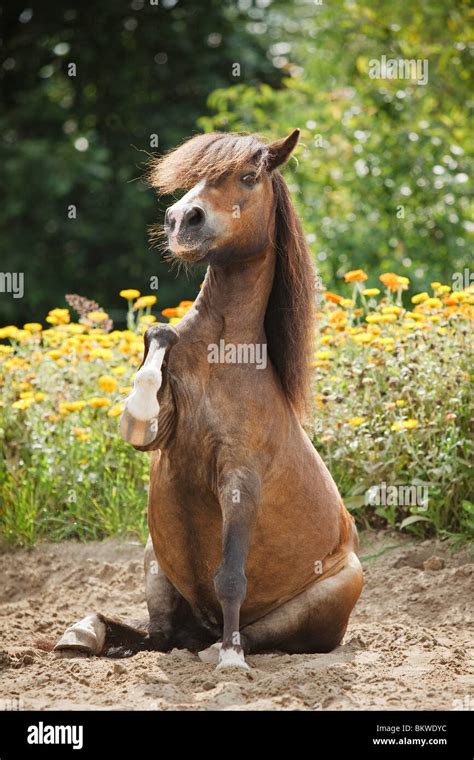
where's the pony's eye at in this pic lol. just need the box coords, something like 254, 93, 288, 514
241, 173, 258, 186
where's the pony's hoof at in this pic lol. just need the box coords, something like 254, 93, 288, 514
198, 642, 221, 665
54, 614, 105, 655
216, 647, 250, 671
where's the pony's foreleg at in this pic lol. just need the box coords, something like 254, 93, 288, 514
213, 468, 260, 670
119, 324, 178, 448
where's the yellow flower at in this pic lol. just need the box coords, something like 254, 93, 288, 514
64, 323, 87, 335
411, 293, 428, 304
0, 345, 14, 355
119, 385, 132, 394
314, 350, 332, 360
139, 315, 157, 326
366, 314, 381, 324
363, 288, 380, 297
98, 375, 118, 393
391, 419, 418, 432
23, 322, 43, 333
381, 306, 402, 315
405, 311, 425, 321
72, 427, 91, 441
89, 348, 113, 360
347, 417, 366, 427
430, 282, 441, 290
45, 350, 62, 360
352, 332, 375, 344
87, 311, 108, 323
120, 289, 141, 300
46, 308, 70, 325
88, 396, 111, 409
35, 392, 46, 401
344, 269, 368, 283
395, 399, 406, 407
422, 298, 442, 309
340, 298, 355, 308
12, 398, 35, 410
112, 365, 128, 376
107, 402, 125, 417
134, 295, 157, 309
0, 326, 20, 339
59, 400, 86, 414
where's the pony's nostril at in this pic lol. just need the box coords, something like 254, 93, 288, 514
164, 208, 175, 232
184, 206, 205, 228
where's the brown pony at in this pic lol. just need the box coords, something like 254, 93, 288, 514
56, 130, 363, 669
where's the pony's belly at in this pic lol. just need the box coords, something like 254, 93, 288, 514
148, 488, 342, 628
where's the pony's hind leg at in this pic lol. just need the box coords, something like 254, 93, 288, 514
55, 536, 180, 656
240, 551, 363, 655
55, 536, 213, 656
54, 613, 152, 657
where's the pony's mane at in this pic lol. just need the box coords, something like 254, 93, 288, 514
265, 171, 316, 420
149, 132, 316, 420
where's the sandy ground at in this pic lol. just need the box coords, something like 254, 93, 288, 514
0, 533, 472, 711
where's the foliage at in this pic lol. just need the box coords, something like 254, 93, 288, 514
310, 272, 473, 539
0, 0, 282, 324
200, 0, 473, 294
0, 277, 472, 546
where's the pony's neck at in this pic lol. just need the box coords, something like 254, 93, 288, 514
194, 244, 275, 344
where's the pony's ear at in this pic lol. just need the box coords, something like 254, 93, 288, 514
266, 129, 300, 170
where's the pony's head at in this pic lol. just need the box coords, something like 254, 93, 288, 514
149, 130, 300, 264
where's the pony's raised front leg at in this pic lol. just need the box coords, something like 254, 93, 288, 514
213, 468, 260, 670
119, 324, 178, 447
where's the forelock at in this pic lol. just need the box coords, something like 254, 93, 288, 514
148, 132, 268, 193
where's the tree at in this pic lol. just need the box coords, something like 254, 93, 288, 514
201, 0, 472, 293
0, 0, 282, 323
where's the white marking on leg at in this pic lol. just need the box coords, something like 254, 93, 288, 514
216, 647, 250, 671
125, 344, 166, 422
54, 614, 106, 655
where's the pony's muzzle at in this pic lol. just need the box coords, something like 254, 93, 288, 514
165, 204, 205, 238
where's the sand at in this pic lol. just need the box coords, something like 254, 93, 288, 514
0, 533, 472, 711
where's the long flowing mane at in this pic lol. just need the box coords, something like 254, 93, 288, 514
265, 171, 316, 420
149, 132, 316, 420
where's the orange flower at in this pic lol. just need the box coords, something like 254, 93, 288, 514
344, 269, 368, 283
324, 291, 343, 304
162, 307, 178, 317
379, 272, 400, 290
